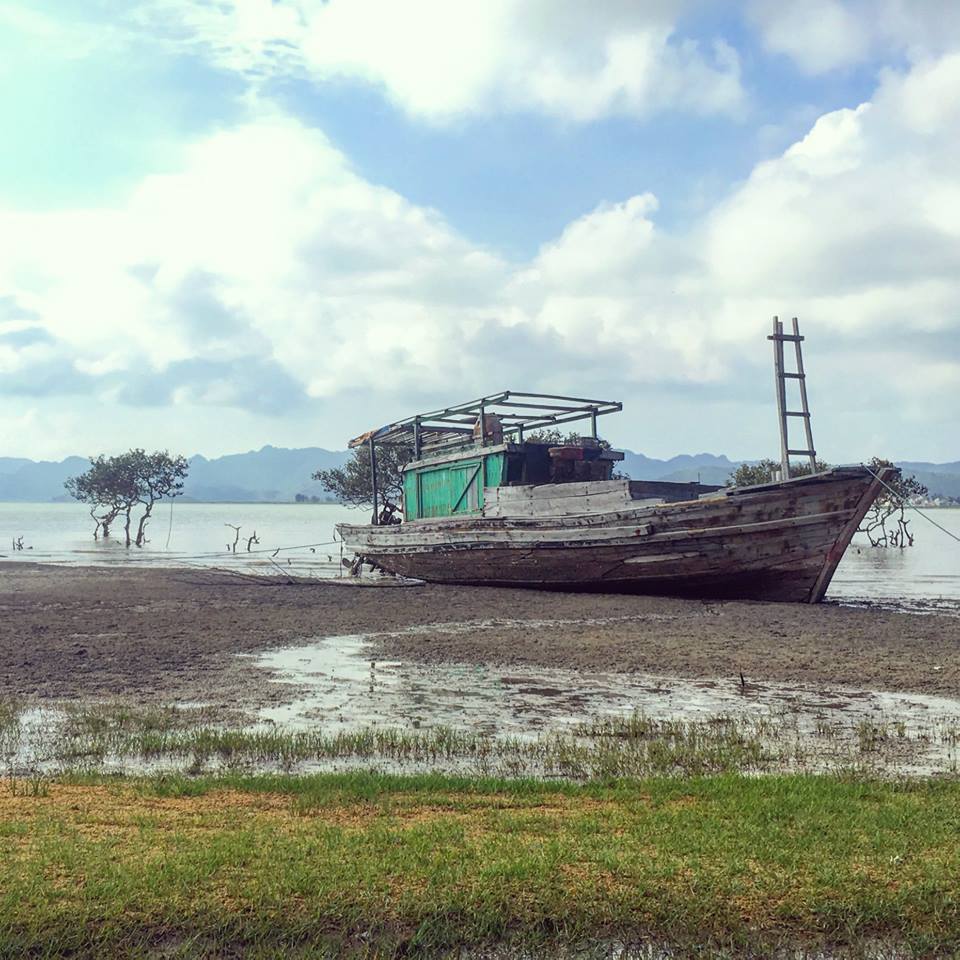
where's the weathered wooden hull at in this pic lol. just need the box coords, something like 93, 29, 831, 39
337, 467, 892, 603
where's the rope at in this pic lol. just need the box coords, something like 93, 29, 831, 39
150, 538, 343, 562
165, 498, 174, 550
8, 540, 348, 568
863, 464, 960, 544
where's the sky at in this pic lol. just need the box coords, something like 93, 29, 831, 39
1, 0, 958, 463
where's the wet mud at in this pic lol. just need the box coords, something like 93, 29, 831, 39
248, 630, 960, 776
2, 563, 960, 717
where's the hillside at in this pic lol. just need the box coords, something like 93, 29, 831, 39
0, 448, 956, 503
620, 452, 742, 486
896, 462, 960, 499
184, 446, 346, 502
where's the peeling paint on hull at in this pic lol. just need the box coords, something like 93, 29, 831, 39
338, 467, 894, 603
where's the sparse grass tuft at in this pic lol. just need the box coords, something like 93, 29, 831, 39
3, 700, 960, 781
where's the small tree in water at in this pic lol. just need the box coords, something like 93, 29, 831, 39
65, 455, 135, 540
66, 450, 189, 547
728, 457, 926, 547
857, 457, 927, 548
313, 445, 412, 523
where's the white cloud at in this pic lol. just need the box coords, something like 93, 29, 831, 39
748, 0, 960, 73
0, 4, 106, 61
703, 56, 960, 314
0, 111, 513, 413
2, 51, 960, 460
747, 0, 867, 73
132, 0, 744, 121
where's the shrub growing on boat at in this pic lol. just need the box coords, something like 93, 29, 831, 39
65, 450, 188, 547
729, 457, 927, 547
728, 458, 830, 487
526, 429, 628, 479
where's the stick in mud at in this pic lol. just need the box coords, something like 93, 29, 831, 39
225, 524, 241, 553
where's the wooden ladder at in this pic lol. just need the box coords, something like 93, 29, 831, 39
768, 316, 816, 480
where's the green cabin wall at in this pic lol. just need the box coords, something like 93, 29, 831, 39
403, 451, 505, 520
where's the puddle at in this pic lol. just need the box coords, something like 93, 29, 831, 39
250, 615, 678, 733
831, 595, 960, 618
249, 619, 960, 776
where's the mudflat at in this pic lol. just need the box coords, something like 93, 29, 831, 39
2, 563, 958, 710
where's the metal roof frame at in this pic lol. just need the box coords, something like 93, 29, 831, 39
348, 391, 622, 450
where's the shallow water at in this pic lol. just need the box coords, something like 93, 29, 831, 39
250, 621, 960, 776
830, 510, 960, 613
0, 500, 363, 574
2, 502, 958, 612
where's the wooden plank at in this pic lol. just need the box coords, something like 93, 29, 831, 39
772, 316, 790, 479
350, 522, 657, 548
349, 482, 864, 538
628, 480, 724, 502
485, 508, 652, 527
401, 443, 517, 472
807, 469, 890, 603
728, 466, 868, 495
349, 476, 867, 541
344, 509, 848, 552
623, 552, 701, 565
485, 492, 634, 518
450, 463, 482, 513
369, 522, 843, 575
792, 316, 818, 474
495, 480, 631, 500
374, 540, 833, 592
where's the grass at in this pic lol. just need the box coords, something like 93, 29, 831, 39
1, 771, 960, 957
3, 701, 960, 955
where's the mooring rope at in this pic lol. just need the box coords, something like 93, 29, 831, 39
153, 538, 343, 561
863, 464, 960, 545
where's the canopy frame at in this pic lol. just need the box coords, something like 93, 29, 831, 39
349, 391, 622, 451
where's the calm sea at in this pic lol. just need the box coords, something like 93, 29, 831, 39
1, 501, 958, 612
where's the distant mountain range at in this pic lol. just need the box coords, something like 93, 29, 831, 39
0, 447, 346, 504
0, 447, 957, 502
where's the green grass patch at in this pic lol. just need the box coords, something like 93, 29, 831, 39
1, 772, 959, 957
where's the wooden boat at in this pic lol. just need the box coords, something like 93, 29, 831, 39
337, 323, 896, 603
339, 466, 893, 604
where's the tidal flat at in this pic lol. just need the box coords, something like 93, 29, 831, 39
3, 563, 960, 712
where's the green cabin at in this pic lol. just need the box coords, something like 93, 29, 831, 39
349, 392, 625, 524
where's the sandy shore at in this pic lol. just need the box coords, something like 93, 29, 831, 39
2, 562, 959, 713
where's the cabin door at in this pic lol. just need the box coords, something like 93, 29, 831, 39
415, 460, 483, 518
449, 461, 482, 515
